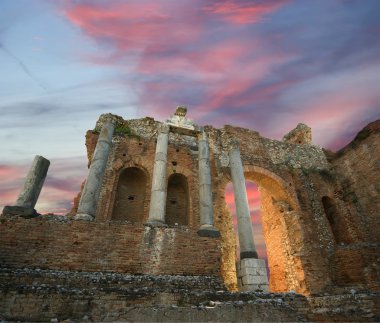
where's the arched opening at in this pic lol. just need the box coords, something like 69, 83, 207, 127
225, 181, 268, 263
322, 196, 347, 244
219, 166, 310, 294
112, 167, 147, 222
165, 173, 188, 226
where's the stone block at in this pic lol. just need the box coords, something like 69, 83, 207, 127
242, 274, 269, 286
240, 258, 266, 268
2, 205, 38, 218
237, 266, 267, 277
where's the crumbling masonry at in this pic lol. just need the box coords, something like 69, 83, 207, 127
1, 108, 379, 322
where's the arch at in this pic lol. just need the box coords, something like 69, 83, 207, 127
243, 165, 298, 210
165, 173, 189, 226
219, 165, 312, 294
111, 167, 147, 222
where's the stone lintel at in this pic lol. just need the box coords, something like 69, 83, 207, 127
168, 125, 200, 137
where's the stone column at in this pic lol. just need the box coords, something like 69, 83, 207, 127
75, 120, 115, 221
197, 131, 220, 237
229, 142, 268, 292
2, 155, 50, 218
147, 124, 169, 225
229, 143, 258, 259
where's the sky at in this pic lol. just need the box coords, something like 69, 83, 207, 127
1, 0, 379, 232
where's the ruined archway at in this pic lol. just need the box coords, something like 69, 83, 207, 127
165, 173, 189, 226
111, 167, 147, 222
218, 166, 310, 294
225, 181, 268, 262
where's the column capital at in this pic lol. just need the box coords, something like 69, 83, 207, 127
199, 130, 208, 142
228, 139, 240, 151
159, 123, 170, 134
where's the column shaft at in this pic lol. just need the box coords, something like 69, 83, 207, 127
198, 132, 220, 237
147, 126, 169, 225
76, 120, 115, 220
15, 155, 50, 209
229, 147, 258, 259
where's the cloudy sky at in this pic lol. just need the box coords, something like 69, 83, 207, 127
1, 0, 379, 257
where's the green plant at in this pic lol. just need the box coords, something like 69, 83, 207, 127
115, 124, 132, 136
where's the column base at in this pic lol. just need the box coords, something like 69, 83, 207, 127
2, 205, 38, 218
240, 250, 258, 259
236, 258, 269, 292
197, 225, 221, 238
74, 213, 95, 221
145, 220, 167, 228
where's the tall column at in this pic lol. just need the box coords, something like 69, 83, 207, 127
229, 142, 268, 292
229, 143, 258, 259
147, 124, 169, 225
75, 120, 115, 221
2, 155, 50, 218
197, 131, 220, 237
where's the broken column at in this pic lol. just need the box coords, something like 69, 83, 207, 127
229, 141, 269, 292
197, 130, 220, 237
2, 155, 50, 218
75, 120, 115, 221
147, 124, 169, 226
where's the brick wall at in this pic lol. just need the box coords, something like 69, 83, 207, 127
0, 216, 221, 276
331, 120, 380, 243
69, 114, 379, 294
329, 120, 380, 290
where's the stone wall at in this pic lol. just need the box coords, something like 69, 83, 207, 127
331, 120, 380, 244
62, 114, 380, 294
0, 215, 221, 276
1, 267, 379, 322
327, 120, 380, 291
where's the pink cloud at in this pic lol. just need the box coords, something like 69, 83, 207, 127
204, 0, 290, 24
63, 1, 202, 56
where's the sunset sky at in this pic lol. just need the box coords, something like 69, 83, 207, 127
1, 0, 379, 256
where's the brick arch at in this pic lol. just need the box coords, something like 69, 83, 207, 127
243, 165, 298, 208
111, 166, 148, 222
219, 165, 314, 294
165, 173, 189, 226
166, 166, 195, 227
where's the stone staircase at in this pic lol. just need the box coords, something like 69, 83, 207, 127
1, 267, 379, 322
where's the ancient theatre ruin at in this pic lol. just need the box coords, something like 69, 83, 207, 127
1, 107, 379, 321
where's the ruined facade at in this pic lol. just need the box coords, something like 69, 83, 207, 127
1, 109, 379, 321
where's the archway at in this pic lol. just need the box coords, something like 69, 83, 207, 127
225, 181, 268, 263
165, 173, 189, 226
111, 167, 147, 222
221, 166, 309, 294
